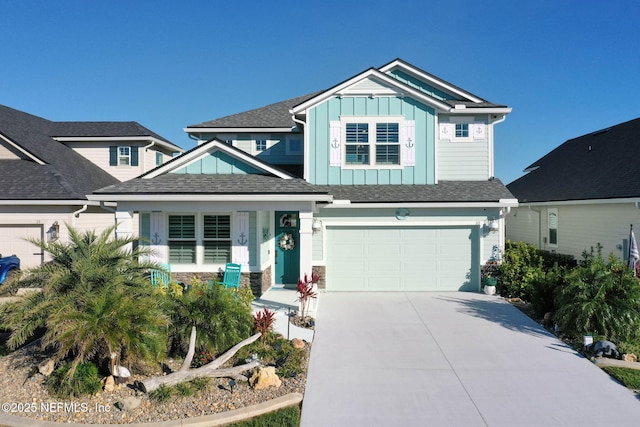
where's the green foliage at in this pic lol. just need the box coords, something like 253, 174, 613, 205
227, 405, 301, 427
175, 381, 193, 397
237, 285, 256, 309
0, 225, 169, 382
149, 384, 173, 402
602, 366, 640, 390
554, 246, 640, 341
166, 277, 254, 357
47, 362, 101, 398
537, 250, 576, 269
236, 334, 306, 378
530, 264, 568, 318
498, 241, 545, 300
190, 377, 210, 392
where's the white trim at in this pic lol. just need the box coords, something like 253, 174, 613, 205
184, 127, 293, 133
518, 198, 640, 207
449, 108, 512, 114
341, 116, 404, 169
323, 219, 481, 227
547, 208, 558, 247
324, 199, 519, 209
0, 133, 46, 164
291, 68, 453, 114
142, 139, 294, 179
378, 59, 485, 103
88, 194, 333, 202
54, 136, 183, 153
0, 200, 102, 206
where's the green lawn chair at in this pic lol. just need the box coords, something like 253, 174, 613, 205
150, 263, 172, 288
220, 263, 242, 289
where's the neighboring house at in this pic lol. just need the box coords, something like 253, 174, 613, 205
0, 105, 182, 269
90, 58, 517, 294
506, 118, 640, 262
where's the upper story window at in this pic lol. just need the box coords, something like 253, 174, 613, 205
343, 118, 401, 167
548, 209, 558, 246
155, 152, 163, 166
455, 123, 469, 138
109, 146, 138, 167
286, 139, 302, 155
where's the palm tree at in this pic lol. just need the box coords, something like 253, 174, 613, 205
0, 224, 170, 379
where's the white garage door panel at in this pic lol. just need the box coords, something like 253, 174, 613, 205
0, 225, 43, 269
327, 226, 474, 291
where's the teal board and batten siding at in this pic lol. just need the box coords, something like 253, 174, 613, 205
194, 133, 303, 166
173, 151, 264, 175
307, 96, 436, 185
387, 70, 459, 102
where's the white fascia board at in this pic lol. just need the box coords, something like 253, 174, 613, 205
183, 127, 294, 133
323, 219, 481, 227
324, 201, 519, 209
0, 134, 46, 164
291, 69, 452, 114
143, 139, 293, 179
518, 198, 640, 207
379, 59, 485, 103
54, 136, 183, 153
0, 200, 101, 206
448, 107, 512, 115
87, 194, 333, 203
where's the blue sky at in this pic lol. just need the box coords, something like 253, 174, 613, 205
2, 0, 638, 184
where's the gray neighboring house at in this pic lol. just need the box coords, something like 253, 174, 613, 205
90, 58, 517, 294
0, 105, 182, 268
506, 117, 640, 262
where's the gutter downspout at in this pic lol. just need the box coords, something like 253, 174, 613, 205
291, 113, 307, 180
143, 140, 155, 172
72, 204, 89, 227
489, 114, 507, 178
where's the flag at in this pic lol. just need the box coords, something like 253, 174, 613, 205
629, 228, 639, 274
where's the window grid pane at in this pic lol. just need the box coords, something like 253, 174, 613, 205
346, 123, 369, 143
168, 216, 195, 239
203, 215, 230, 239
375, 145, 399, 165
168, 241, 196, 264
376, 123, 399, 142
455, 123, 469, 138
203, 241, 232, 264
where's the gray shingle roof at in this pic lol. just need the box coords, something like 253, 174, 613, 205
50, 121, 175, 145
507, 118, 640, 203
188, 92, 322, 129
319, 179, 514, 203
93, 174, 330, 196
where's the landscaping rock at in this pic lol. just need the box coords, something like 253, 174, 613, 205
38, 358, 56, 377
624, 353, 638, 363
115, 396, 141, 411
291, 338, 306, 349
102, 375, 115, 392
249, 366, 282, 390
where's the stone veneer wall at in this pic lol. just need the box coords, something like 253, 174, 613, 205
174, 265, 272, 298
312, 265, 326, 289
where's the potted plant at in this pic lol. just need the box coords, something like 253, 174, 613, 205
481, 262, 499, 295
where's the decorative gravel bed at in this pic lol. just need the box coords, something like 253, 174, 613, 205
0, 341, 310, 425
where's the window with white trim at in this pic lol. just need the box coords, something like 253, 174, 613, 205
255, 139, 267, 152
168, 214, 232, 265
455, 123, 469, 138
118, 146, 131, 166
548, 209, 558, 246
343, 118, 401, 167
286, 139, 302, 155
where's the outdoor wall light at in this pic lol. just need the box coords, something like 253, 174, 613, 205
395, 208, 410, 220
312, 219, 322, 233
488, 218, 499, 233
47, 221, 60, 241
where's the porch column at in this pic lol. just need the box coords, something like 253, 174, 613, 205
115, 210, 134, 251
298, 211, 313, 280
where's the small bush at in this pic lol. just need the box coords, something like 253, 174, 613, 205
254, 307, 276, 339
149, 384, 173, 402
175, 382, 193, 397
190, 377, 210, 392
47, 362, 102, 398
498, 241, 545, 300
530, 264, 568, 318
235, 334, 306, 378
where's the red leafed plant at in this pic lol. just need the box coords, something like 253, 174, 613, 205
253, 307, 276, 340
296, 273, 319, 319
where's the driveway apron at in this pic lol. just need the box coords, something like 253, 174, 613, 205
300, 292, 640, 427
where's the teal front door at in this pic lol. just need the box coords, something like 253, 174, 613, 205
275, 211, 300, 286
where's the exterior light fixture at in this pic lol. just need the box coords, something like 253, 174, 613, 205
312, 219, 322, 233
47, 221, 60, 241
488, 218, 499, 232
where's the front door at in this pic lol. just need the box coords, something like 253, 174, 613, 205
275, 211, 300, 286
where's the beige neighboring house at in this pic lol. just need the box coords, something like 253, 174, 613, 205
506, 118, 640, 262
0, 105, 182, 269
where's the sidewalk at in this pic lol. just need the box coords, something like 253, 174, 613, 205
251, 285, 316, 343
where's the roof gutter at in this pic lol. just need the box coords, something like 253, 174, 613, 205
291, 113, 308, 180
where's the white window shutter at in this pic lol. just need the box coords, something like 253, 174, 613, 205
439, 123, 453, 141
329, 121, 342, 166
233, 212, 250, 267
401, 120, 416, 166
472, 123, 486, 140
150, 212, 165, 263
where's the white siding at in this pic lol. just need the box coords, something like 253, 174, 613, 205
438, 141, 490, 180
0, 142, 20, 159
506, 202, 640, 261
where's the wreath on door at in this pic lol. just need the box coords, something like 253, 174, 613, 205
279, 233, 295, 251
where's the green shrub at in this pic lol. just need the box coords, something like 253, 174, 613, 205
531, 263, 568, 318
190, 377, 210, 392
498, 241, 545, 300
537, 250, 576, 269
235, 334, 306, 378
149, 384, 173, 402
175, 382, 193, 397
227, 405, 301, 427
554, 246, 640, 341
47, 362, 101, 398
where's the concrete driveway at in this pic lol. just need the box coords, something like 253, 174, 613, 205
300, 292, 640, 427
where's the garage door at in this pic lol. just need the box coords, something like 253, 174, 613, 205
326, 226, 476, 291
0, 225, 44, 269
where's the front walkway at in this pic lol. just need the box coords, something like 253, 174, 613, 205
301, 292, 640, 426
